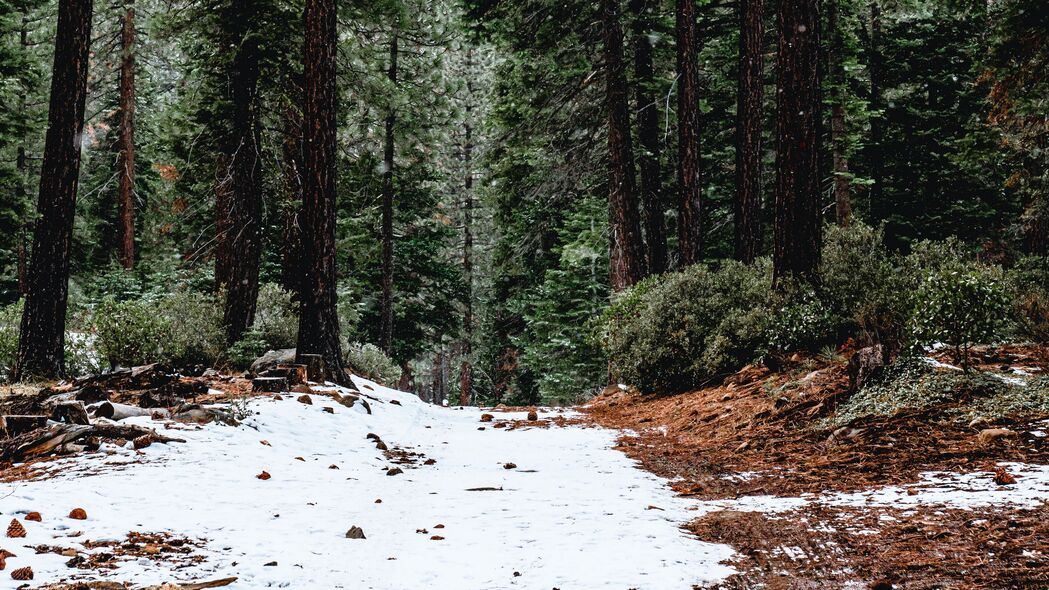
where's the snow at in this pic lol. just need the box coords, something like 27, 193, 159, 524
0, 375, 735, 589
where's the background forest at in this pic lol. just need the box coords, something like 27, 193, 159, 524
0, 0, 1046, 405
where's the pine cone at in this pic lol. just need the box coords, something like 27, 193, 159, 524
24, 512, 41, 522
68, 508, 87, 520
6, 519, 25, 538
10, 566, 32, 580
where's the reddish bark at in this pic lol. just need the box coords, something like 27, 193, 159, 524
734, 0, 763, 263
115, 1, 136, 269
677, 0, 703, 268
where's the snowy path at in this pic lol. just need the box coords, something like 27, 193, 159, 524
0, 377, 734, 589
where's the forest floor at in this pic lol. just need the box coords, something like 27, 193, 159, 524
0, 352, 1046, 589
585, 348, 1049, 589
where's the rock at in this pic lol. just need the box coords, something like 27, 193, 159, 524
322, 407, 335, 414
480, 413, 494, 422
296, 394, 313, 405
345, 526, 366, 539
250, 349, 296, 376
847, 345, 885, 392
978, 428, 1016, 446
68, 508, 87, 520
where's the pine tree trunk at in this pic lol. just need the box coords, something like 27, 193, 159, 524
828, 0, 852, 225
773, 0, 823, 286
13, 0, 93, 380
603, 0, 646, 292
630, 0, 667, 275
280, 96, 304, 300
676, 0, 703, 268
16, 10, 30, 296
220, 0, 264, 345
213, 153, 232, 291
867, 0, 883, 208
298, 0, 348, 385
115, 0, 136, 268
459, 64, 475, 407
379, 35, 397, 356
734, 0, 763, 263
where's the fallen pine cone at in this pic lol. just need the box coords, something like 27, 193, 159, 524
322, 407, 335, 414
133, 434, 155, 449
345, 526, 365, 539
10, 566, 32, 580
527, 410, 538, 421
429, 535, 444, 541
994, 467, 1017, 486
6, 519, 26, 538
423, 458, 436, 465
434, 524, 445, 529
503, 462, 517, 470
386, 467, 403, 476
329, 464, 339, 470
376, 441, 389, 451
24, 512, 41, 522
260, 440, 271, 446
256, 471, 272, 480
480, 414, 494, 422
296, 395, 313, 405
68, 508, 88, 520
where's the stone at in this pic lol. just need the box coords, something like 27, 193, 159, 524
345, 526, 366, 539
250, 349, 297, 376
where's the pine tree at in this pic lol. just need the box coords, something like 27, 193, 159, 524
734, 0, 763, 263
630, 0, 666, 275
114, 0, 136, 268
676, 0, 703, 267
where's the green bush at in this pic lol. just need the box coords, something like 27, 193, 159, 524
159, 291, 225, 366
763, 282, 836, 353
0, 300, 22, 380
345, 342, 401, 385
596, 259, 773, 394
908, 267, 1011, 369
253, 283, 298, 349
226, 329, 269, 369
1007, 255, 1049, 342
94, 298, 172, 368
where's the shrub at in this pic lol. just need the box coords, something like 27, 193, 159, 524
94, 298, 172, 368
596, 259, 773, 394
227, 329, 269, 369
159, 291, 225, 366
1007, 255, 1049, 342
0, 300, 22, 380
345, 342, 401, 384
253, 283, 298, 349
763, 283, 836, 353
908, 267, 1011, 369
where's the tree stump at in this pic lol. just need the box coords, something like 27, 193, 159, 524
253, 377, 289, 393
1, 415, 49, 438
51, 401, 90, 425
276, 364, 308, 385
298, 354, 325, 382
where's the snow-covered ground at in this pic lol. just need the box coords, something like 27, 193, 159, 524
0, 376, 735, 589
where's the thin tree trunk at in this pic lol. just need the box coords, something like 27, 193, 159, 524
297, 0, 348, 384
13, 0, 93, 380
115, 0, 136, 268
828, 0, 852, 225
379, 34, 397, 356
867, 0, 883, 209
734, 0, 763, 263
630, 0, 666, 275
603, 0, 646, 292
459, 54, 475, 407
773, 0, 823, 286
280, 96, 304, 300
676, 0, 703, 268
220, 0, 264, 345
214, 153, 232, 291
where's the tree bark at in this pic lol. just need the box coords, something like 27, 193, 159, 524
16, 10, 30, 296
676, 0, 703, 268
603, 0, 646, 292
828, 0, 852, 225
459, 56, 475, 407
13, 0, 93, 381
219, 0, 264, 345
734, 0, 763, 263
379, 35, 397, 356
773, 0, 823, 286
297, 0, 348, 385
867, 0, 883, 208
280, 96, 305, 300
115, 0, 136, 268
630, 0, 667, 275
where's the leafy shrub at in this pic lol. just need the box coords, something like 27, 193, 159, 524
908, 267, 1011, 369
763, 282, 836, 353
159, 291, 225, 366
226, 329, 269, 369
345, 342, 401, 384
253, 283, 298, 349
596, 259, 773, 394
0, 300, 22, 380
94, 298, 172, 368
1007, 256, 1049, 342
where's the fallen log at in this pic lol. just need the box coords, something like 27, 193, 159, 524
143, 577, 238, 590
93, 401, 171, 421
51, 401, 91, 425
1, 423, 93, 461
1, 415, 49, 437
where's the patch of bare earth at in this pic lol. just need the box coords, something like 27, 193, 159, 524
583, 348, 1049, 589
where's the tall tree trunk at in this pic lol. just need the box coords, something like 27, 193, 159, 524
379, 34, 397, 356
297, 0, 348, 384
827, 0, 852, 225
630, 0, 667, 275
458, 60, 475, 407
773, 0, 823, 286
867, 0, 883, 209
115, 0, 136, 268
676, 0, 703, 267
280, 96, 304, 300
734, 0, 763, 263
214, 153, 232, 291
16, 9, 30, 296
219, 0, 264, 345
13, 0, 93, 380
603, 0, 645, 292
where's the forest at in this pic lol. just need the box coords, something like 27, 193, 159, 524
0, 0, 1047, 588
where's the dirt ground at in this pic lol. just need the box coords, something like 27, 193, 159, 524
583, 349, 1049, 590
